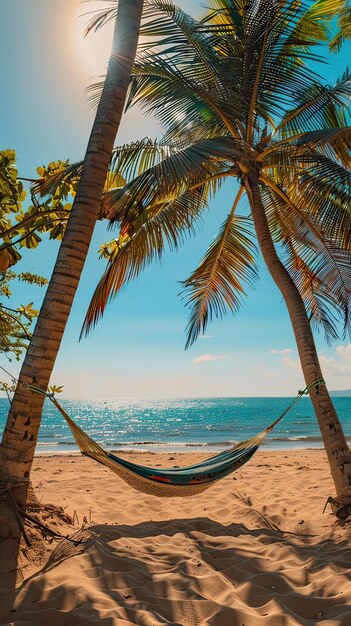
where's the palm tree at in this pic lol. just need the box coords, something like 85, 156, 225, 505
0, 0, 144, 512
82, 0, 351, 499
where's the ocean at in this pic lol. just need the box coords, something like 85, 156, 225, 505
0, 396, 350, 454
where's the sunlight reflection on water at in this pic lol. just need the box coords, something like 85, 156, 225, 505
0, 396, 350, 454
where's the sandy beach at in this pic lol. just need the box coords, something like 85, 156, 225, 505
0, 448, 350, 625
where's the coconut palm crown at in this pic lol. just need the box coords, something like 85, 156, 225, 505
79, 0, 351, 352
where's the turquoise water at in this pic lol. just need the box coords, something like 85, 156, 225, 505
0, 396, 350, 454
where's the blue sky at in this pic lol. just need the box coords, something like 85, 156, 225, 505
1, 0, 351, 398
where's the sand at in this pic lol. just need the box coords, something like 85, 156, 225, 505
1, 448, 351, 626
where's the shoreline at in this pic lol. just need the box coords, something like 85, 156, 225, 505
34, 445, 330, 459
33, 440, 343, 456
33, 445, 328, 458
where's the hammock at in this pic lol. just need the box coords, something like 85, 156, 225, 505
24, 379, 323, 498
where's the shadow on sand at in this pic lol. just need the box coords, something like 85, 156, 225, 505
1, 513, 351, 626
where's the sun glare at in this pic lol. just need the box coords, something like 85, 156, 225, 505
71, 1, 114, 79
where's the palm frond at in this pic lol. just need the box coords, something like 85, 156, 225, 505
295, 126, 351, 166
284, 234, 351, 342
261, 183, 351, 341
182, 188, 258, 349
109, 138, 178, 181
33, 140, 179, 201
83, 2, 118, 37
141, 0, 232, 78
330, 5, 351, 52
102, 136, 247, 221
31, 161, 83, 198
128, 50, 243, 138
289, 0, 343, 41
275, 70, 351, 138
288, 155, 351, 247
82, 188, 207, 335
283, 239, 340, 341
264, 146, 351, 247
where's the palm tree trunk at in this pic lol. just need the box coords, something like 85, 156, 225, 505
0, 0, 144, 493
244, 171, 351, 498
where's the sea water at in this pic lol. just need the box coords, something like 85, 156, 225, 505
0, 396, 350, 454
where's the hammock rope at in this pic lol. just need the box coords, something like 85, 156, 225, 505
0, 366, 324, 497
28, 378, 324, 497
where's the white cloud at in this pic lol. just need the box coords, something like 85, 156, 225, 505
281, 355, 302, 373
335, 344, 351, 363
271, 348, 302, 376
192, 353, 230, 364
271, 343, 351, 387
199, 335, 213, 340
319, 354, 351, 376
270, 348, 293, 356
